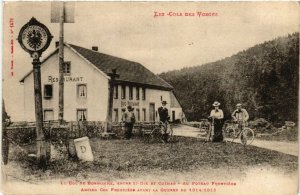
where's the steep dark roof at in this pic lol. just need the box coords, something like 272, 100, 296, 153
20, 43, 173, 90
68, 44, 173, 90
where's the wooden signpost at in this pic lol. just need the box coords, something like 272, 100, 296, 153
58, 5, 65, 125
106, 69, 120, 133
51, 2, 75, 124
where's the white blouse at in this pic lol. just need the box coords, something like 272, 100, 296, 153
210, 109, 224, 119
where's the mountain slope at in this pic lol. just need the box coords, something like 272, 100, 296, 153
160, 33, 299, 125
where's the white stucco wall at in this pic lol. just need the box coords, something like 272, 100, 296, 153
170, 108, 184, 121
113, 86, 172, 122
23, 46, 109, 122
169, 91, 184, 122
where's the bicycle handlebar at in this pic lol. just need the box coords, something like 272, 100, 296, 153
159, 121, 169, 125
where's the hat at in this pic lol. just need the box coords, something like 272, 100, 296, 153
212, 101, 220, 107
162, 101, 167, 105
236, 103, 242, 107
127, 105, 134, 111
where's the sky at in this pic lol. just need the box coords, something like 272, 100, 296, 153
2, 2, 299, 121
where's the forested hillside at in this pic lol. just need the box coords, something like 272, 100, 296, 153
160, 33, 299, 125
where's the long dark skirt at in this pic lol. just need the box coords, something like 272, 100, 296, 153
124, 123, 134, 139
212, 119, 224, 142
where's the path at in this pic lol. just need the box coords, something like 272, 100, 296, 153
244, 139, 298, 156
173, 125, 298, 156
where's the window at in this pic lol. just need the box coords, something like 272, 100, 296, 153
121, 85, 126, 99
121, 108, 126, 120
136, 87, 140, 100
44, 84, 53, 99
129, 86, 133, 100
63, 61, 71, 75
77, 84, 87, 98
44, 109, 54, 121
113, 109, 119, 122
142, 88, 146, 100
142, 108, 146, 121
136, 109, 140, 122
77, 109, 87, 121
161, 96, 163, 101
114, 85, 118, 99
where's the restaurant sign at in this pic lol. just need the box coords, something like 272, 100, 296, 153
121, 101, 139, 107
48, 76, 84, 83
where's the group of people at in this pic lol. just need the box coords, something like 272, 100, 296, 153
121, 99, 249, 143
209, 101, 249, 142
121, 100, 170, 140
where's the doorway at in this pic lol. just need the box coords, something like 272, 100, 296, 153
149, 103, 155, 122
172, 110, 175, 122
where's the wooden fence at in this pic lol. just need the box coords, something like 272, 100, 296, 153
6, 121, 160, 145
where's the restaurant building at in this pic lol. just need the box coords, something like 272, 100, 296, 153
20, 43, 185, 123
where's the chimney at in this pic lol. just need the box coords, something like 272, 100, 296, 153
55, 41, 59, 48
92, 46, 98, 52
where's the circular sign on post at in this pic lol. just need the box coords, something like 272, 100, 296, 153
18, 17, 53, 58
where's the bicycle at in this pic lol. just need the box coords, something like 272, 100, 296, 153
198, 118, 214, 141
145, 121, 174, 143
198, 119, 211, 135
224, 120, 255, 145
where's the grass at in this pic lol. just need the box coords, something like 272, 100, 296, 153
6, 137, 298, 182
256, 127, 298, 142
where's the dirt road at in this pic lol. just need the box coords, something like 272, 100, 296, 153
244, 139, 298, 156
173, 125, 298, 156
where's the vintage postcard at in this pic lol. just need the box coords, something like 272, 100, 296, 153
1, 1, 299, 195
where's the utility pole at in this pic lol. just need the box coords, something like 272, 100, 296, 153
51, 2, 74, 123
58, 2, 65, 124
106, 69, 119, 132
33, 58, 47, 167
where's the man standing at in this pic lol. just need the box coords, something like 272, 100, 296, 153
158, 101, 169, 123
158, 101, 170, 142
122, 105, 136, 139
231, 103, 249, 125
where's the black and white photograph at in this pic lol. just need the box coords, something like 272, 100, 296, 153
1, 2, 299, 195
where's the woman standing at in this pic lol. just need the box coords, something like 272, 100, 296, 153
209, 101, 224, 142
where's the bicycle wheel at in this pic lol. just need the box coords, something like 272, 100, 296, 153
199, 122, 209, 135
167, 125, 177, 143
224, 126, 235, 139
240, 127, 255, 145
148, 128, 163, 143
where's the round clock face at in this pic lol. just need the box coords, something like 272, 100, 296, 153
21, 25, 49, 52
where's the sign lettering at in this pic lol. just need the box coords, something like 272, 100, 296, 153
121, 101, 139, 107
48, 76, 83, 83
80, 146, 86, 153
